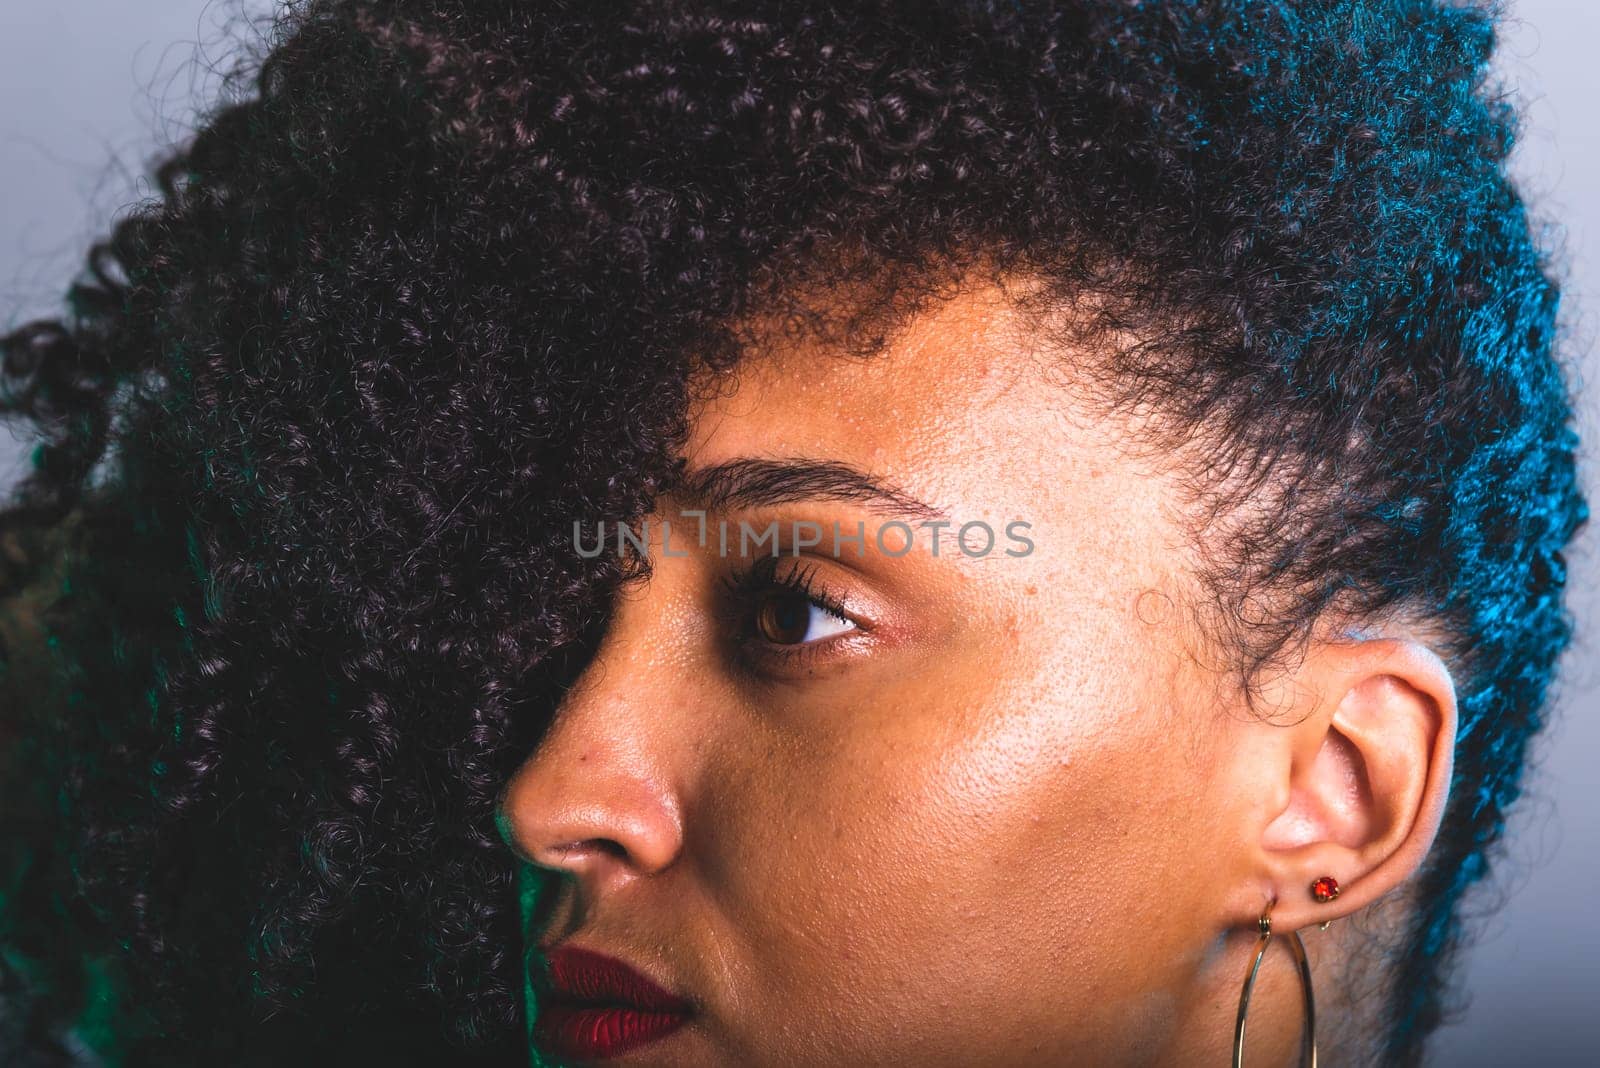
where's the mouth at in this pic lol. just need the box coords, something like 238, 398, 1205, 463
532, 943, 695, 1062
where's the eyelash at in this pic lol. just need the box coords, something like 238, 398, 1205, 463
716, 555, 860, 667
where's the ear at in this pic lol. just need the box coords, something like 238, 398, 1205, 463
1247, 636, 1458, 932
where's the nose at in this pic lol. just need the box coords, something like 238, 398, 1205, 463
499, 645, 685, 895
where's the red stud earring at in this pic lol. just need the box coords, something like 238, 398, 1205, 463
1310, 875, 1341, 931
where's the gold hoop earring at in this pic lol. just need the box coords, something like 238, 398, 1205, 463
1232, 899, 1317, 1068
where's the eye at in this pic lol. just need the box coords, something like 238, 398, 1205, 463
752, 589, 857, 646
717, 556, 866, 666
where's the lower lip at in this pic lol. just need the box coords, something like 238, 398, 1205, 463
533, 1000, 691, 1061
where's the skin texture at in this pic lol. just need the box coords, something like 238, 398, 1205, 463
500, 277, 1458, 1068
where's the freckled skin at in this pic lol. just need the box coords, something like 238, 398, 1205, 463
501, 280, 1302, 1066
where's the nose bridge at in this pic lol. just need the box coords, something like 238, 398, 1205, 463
502, 613, 686, 884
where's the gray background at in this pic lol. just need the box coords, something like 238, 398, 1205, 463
3, 2, 1596, 1063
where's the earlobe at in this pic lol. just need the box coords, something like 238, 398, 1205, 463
1254, 637, 1457, 931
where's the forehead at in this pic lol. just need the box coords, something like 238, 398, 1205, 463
691, 284, 1027, 456
680, 280, 1172, 535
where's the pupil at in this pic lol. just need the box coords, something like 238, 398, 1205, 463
759, 593, 811, 644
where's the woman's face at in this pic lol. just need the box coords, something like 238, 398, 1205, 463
501, 281, 1270, 1066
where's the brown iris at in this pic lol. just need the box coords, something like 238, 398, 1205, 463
754, 591, 816, 645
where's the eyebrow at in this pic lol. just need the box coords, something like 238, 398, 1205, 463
669, 457, 945, 520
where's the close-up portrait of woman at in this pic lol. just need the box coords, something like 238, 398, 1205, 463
1, 1, 1594, 1065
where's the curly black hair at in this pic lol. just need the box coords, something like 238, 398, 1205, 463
0, 1, 1587, 1065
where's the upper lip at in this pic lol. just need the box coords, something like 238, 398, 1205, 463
537, 943, 694, 1014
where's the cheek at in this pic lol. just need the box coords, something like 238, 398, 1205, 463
693, 625, 1221, 1063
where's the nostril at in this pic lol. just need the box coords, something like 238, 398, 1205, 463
589, 838, 629, 861
542, 837, 629, 867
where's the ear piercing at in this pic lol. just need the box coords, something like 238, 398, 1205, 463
1232, 897, 1317, 1067
1231, 879, 1344, 1064
1311, 875, 1340, 931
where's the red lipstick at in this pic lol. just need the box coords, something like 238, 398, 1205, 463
532, 944, 693, 1062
